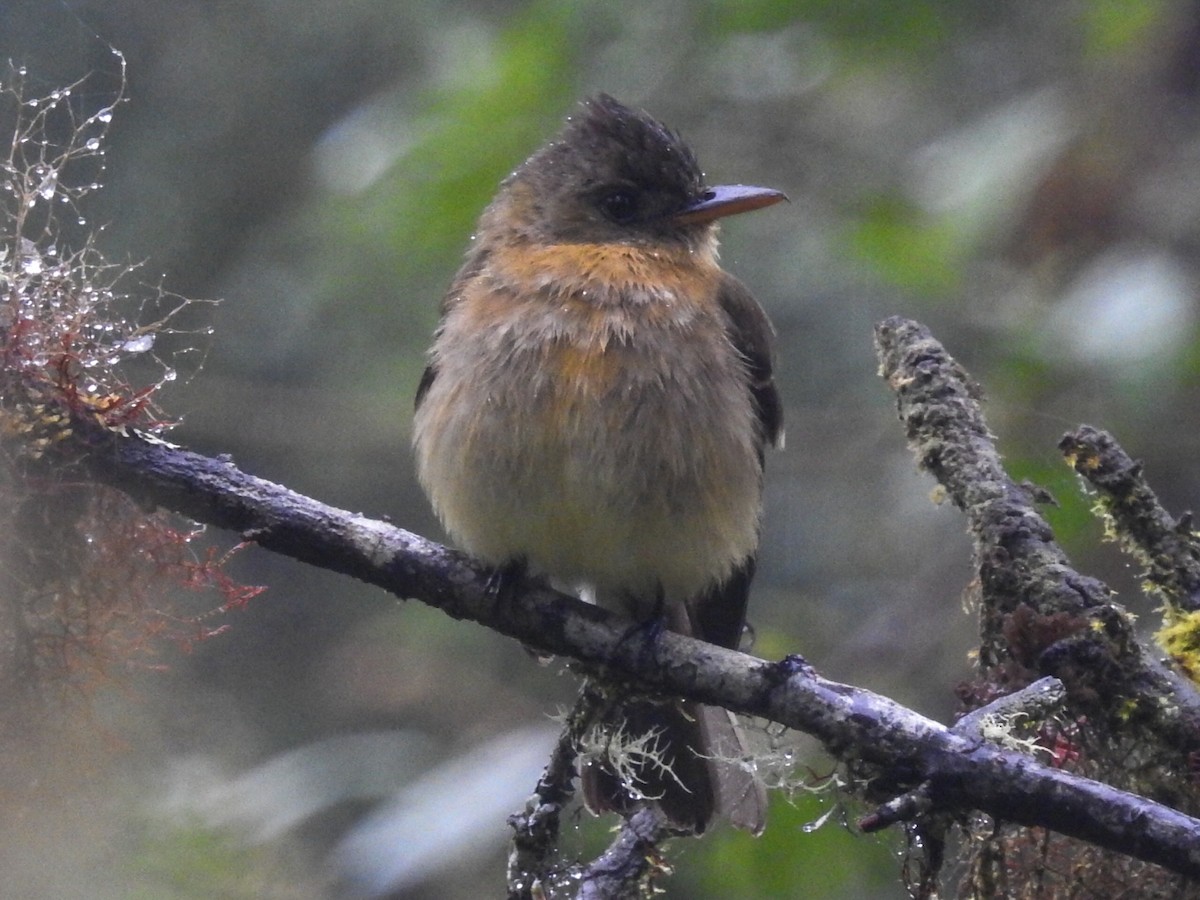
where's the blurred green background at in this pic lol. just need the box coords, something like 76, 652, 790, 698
4, 0, 1200, 896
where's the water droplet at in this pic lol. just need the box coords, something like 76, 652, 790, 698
121, 334, 155, 354
37, 170, 57, 200
96, 108, 113, 124
801, 806, 836, 833
162, 368, 178, 382
85, 138, 101, 151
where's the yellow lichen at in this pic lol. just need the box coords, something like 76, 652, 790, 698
1156, 609, 1200, 684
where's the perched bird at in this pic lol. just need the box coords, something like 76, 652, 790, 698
413, 94, 784, 834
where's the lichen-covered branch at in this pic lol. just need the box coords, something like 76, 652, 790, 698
874, 316, 1200, 751
1060, 425, 1200, 613
876, 316, 1200, 896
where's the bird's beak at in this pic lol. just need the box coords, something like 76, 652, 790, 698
672, 185, 788, 225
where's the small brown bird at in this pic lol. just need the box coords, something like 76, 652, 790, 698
413, 94, 784, 834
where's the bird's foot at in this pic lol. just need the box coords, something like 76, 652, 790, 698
484, 556, 528, 608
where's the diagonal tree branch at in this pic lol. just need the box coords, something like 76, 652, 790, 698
33, 400, 1200, 884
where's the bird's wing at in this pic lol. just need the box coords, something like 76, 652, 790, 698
686, 275, 783, 650
715, 272, 784, 456
413, 246, 493, 413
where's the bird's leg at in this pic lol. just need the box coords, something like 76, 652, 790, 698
485, 556, 528, 609
612, 583, 668, 666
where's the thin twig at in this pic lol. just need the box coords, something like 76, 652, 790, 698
507, 682, 607, 899
574, 807, 673, 900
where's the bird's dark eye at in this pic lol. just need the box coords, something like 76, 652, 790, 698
597, 189, 640, 224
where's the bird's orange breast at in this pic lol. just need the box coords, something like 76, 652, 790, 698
467, 239, 727, 422
485, 238, 721, 314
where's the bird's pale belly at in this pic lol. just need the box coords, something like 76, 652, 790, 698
414, 333, 761, 605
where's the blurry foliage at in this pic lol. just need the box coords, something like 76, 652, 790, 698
849, 196, 964, 297
689, 791, 901, 898
127, 816, 316, 900
384, 3, 577, 262
1083, 0, 1172, 55
702, 0, 958, 54
339, 1, 579, 276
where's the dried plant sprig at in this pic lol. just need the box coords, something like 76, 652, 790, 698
0, 58, 218, 444
0, 60, 258, 713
